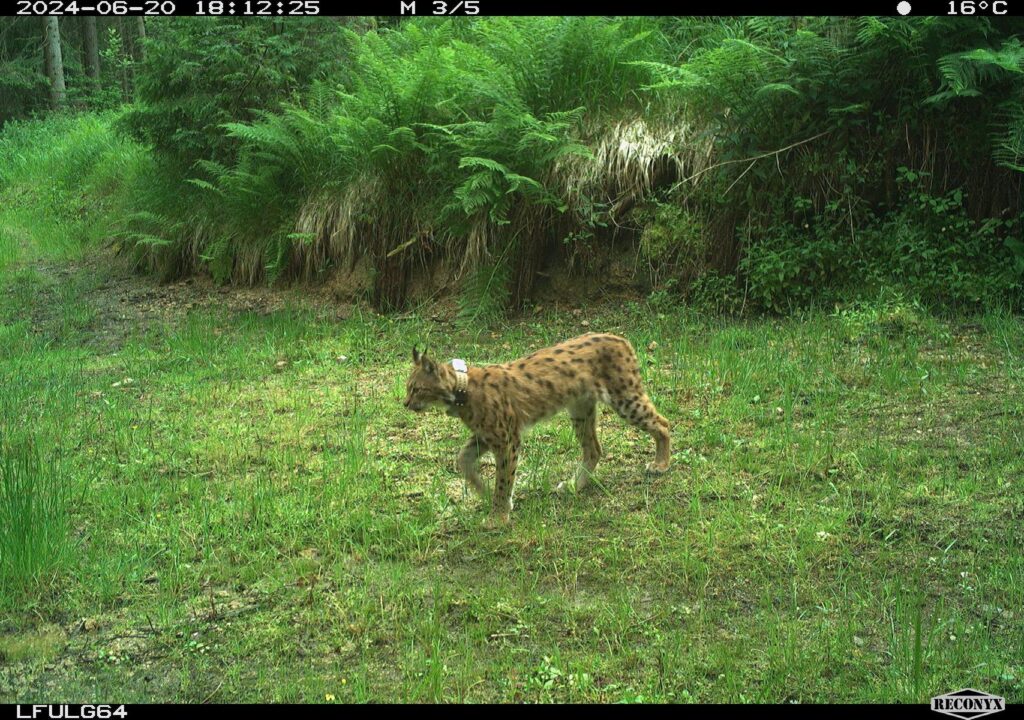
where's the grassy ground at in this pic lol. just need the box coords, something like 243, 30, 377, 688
1, 249, 1021, 703
1, 105, 1022, 705
0, 200, 1022, 701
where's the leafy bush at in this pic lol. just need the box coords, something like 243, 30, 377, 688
870, 169, 1022, 307
638, 17, 1024, 313
637, 203, 707, 284
739, 170, 1022, 312
689, 271, 744, 316
740, 223, 852, 312
5, 16, 1024, 314
118, 18, 357, 170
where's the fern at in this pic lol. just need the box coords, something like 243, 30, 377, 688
458, 258, 511, 326
993, 100, 1024, 172
927, 39, 1024, 104
80, 15, 1024, 309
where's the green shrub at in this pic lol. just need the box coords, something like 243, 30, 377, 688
637, 203, 708, 283
871, 169, 1022, 307
689, 271, 744, 316
739, 175, 1022, 313
740, 223, 855, 312
118, 18, 357, 170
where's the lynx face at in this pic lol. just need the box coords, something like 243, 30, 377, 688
403, 347, 458, 412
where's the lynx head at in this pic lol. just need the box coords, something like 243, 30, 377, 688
404, 346, 456, 412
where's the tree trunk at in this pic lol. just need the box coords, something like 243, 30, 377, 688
83, 17, 100, 90
128, 16, 146, 99
117, 18, 131, 102
43, 17, 66, 109
43, 20, 52, 83
132, 17, 146, 62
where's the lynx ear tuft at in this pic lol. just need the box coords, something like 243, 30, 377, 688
413, 346, 436, 374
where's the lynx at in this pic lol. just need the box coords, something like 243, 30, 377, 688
403, 333, 671, 528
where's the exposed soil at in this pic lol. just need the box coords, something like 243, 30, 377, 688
14, 251, 359, 351
12, 243, 656, 353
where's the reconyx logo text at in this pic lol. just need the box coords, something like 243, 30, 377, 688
931, 689, 1006, 720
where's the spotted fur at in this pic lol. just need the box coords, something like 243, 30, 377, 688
403, 334, 671, 528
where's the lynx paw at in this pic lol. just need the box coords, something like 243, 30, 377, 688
645, 461, 670, 476
466, 479, 488, 500
482, 513, 511, 530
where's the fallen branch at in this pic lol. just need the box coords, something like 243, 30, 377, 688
385, 235, 419, 259
678, 129, 832, 186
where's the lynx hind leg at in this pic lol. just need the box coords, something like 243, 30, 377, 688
556, 398, 602, 494
457, 437, 488, 499
610, 388, 671, 475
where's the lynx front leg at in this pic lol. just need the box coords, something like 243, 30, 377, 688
484, 435, 520, 529
457, 436, 488, 499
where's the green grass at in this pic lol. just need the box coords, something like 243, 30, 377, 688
0, 113, 151, 271
0, 439, 71, 597
0, 248, 1021, 702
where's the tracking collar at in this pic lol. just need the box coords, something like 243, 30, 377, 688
451, 358, 469, 406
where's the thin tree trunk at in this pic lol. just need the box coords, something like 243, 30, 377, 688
43, 20, 52, 83
129, 16, 145, 99
117, 18, 130, 102
83, 17, 100, 91
43, 17, 66, 109
132, 17, 145, 62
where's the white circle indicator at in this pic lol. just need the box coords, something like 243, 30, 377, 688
897, 1, 911, 13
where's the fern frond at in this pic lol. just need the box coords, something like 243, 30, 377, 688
458, 257, 511, 326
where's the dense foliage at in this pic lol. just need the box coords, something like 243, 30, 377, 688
2, 16, 1023, 313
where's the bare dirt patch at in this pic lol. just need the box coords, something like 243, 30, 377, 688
14, 251, 360, 352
